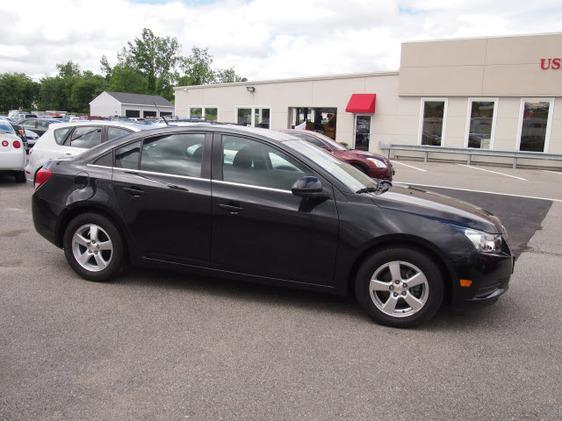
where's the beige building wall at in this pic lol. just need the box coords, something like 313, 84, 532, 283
400, 33, 562, 97
174, 72, 421, 153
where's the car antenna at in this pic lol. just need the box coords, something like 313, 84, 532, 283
153, 102, 169, 126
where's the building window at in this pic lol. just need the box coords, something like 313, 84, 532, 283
289, 107, 337, 140
189, 107, 218, 121
125, 109, 140, 118
143, 111, 157, 118
518, 99, 553, 152
420, 99, 446, 146
466, 99, 497, 149
189, 107, 203, 119
237, 107, 270, 128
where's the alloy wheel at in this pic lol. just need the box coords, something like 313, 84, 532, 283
71, 224, 113, 272
369, 260, 429, 318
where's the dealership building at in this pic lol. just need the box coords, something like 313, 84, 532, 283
174, 32, 562, 164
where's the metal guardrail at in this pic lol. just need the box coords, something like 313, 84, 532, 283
379, 144, 562, 169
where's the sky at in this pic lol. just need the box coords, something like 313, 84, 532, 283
1, 0, 561, 81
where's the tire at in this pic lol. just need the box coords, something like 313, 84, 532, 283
15, 171, 26, 183
63, 213, 125, 282
355, 247, 444, 328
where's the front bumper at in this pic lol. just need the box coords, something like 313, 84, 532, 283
450, 250, 514, 309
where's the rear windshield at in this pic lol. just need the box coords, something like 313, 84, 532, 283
0, 122, 15, 133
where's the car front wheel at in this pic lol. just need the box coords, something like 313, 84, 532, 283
355, 247, 444, 328
63, 213, 125, 282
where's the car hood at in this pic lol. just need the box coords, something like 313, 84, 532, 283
333, 149, 388, 161
373, 184, 503, 233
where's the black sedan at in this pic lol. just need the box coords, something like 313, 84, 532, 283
31, 124, 513, 327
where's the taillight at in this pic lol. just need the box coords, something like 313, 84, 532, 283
1, 140, 8, 147
34, 167, 52, 189
13, 140, 21, 149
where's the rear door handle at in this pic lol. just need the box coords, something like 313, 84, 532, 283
122, 186, 144, 197
218, 203, 243, 214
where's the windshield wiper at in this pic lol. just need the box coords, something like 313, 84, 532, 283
356, 180, 393, 195
356, 186, 379, 194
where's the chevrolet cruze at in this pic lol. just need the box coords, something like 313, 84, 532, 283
32, 124, 513, 327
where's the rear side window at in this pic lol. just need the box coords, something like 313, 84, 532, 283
115, 141, 141, 169
107, 127, 132, 141
69, 126, 102, 149
54, 127, 71, 144
140, 133, 205, 177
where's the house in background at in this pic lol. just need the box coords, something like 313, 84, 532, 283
89, 91, 175, 118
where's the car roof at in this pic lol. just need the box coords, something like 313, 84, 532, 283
48, 120, 164, 131
168, 122, 298, 141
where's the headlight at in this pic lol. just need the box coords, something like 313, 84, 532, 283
464, 229, 503, 253
366, 158, 387, 168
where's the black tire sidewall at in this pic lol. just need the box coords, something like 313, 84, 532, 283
63, 213, 124, 282
355, 247, 444, 328
15, 171, 26, 183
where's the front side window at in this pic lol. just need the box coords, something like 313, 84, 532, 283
467, 100, 496, 149
69, 126, 102, 149
107, 127, 132, 141
222, 135, 309, 190
520, 100, 552, 152
115, 141, 141, 169
141, 133, 205, 177
421, 100, 445, 146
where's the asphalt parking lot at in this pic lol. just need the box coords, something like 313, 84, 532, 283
1, 162, 561, 420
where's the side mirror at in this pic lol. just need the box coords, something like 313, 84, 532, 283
291, 176, 328, 198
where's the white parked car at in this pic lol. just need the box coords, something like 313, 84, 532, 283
25, 120, 161, 183
0, 120, 26, 182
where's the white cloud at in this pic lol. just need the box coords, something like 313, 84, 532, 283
0, 0, 561, 81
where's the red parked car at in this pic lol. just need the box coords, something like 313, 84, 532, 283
281, 129, 394, 180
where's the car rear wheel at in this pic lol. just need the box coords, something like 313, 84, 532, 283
355, 247, 444, 328
63, 213, 124, 282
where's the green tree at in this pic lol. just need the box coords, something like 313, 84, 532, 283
70, 71, 107, 113
36, 76, 66, 111
0, 73, 39, 112
107, 65, 148, 94
215, 68, 247, 83
123, 28, 179, 98
178, 47, 216, 85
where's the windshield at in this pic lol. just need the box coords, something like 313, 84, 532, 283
285, 140, 377, 193
0, 122, 15, 134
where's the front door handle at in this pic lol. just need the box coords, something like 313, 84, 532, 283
122, 186, 144, 197
218, 203, 243, 214
168, 184, 189, 192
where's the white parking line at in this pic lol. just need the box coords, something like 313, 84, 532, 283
394, 181, 562, 203
391, 160, 427, 172
543, 170, 562, 176
456, 164, 527, 181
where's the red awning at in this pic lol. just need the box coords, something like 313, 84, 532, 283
345, 94, 376, 113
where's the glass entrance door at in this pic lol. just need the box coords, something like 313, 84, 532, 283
354, 115, 371, 150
